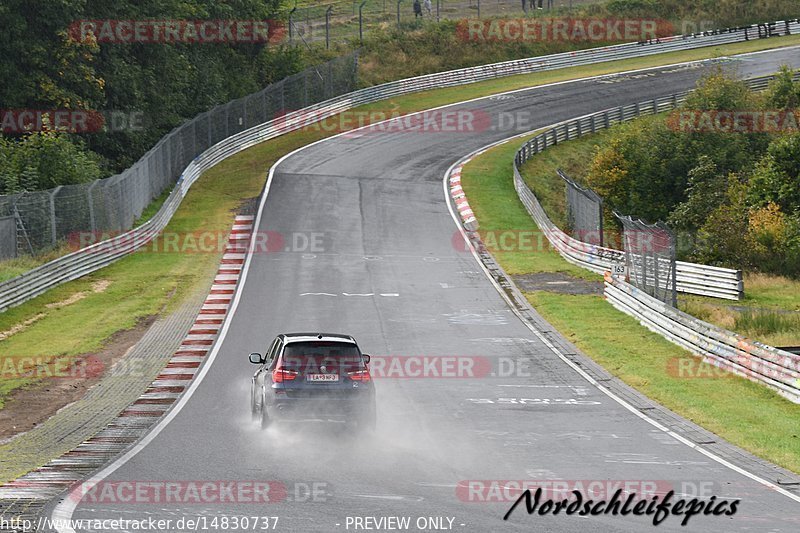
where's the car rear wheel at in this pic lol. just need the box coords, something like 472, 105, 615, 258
260, 393, 271, 430
250, 384, 260, 421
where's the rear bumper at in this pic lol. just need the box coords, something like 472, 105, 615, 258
267, 396, 374, 421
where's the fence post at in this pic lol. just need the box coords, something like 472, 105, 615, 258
49, 186, 62, 247
325, 6, 332, 49
477, 0, 481, 18
436, 0, 440, 22
289, 7, 296, 42
397, 0, 403, 26
190, 117, 197, 157
304, 69, 309, 107
224, 104, 230, 139
87, 181, 98, 234
359, 1, 367, 43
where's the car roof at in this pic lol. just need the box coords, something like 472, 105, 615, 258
280, 333, 357, 344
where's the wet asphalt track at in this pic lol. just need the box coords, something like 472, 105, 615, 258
54, 47, 800, 532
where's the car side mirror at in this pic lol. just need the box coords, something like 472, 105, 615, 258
362, 354, 371, 364
249, 352, 264, 364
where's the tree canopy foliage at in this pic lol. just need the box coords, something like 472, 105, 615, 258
586, 66, 800, 276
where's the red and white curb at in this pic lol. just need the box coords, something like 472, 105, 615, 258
448, 163, 476, 227
0, 215, 254, 512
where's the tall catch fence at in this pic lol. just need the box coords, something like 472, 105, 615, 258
0, 53, 358, 257
616, 213, 677, 307
559, 169, 603, 246
0, 217, 15, 260
286, 0, 560, 46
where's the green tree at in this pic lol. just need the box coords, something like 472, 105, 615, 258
763, 65, 800, 109
668, 156, 729, 232
0, 133, 102, 194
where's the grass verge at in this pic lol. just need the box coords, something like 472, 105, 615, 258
460, 127, 800, 475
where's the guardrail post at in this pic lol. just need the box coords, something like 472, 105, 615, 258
737, 270, 745, 300
576, 119, 582, 137
325, 6, 333, 49
604, 110, 610, 129
49, 186, 62, 247
672, 93, 679, 108
591, 114, 597, 133
635, 102, 641, 116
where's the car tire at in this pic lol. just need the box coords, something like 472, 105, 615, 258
260, 393, 271, 430
250, 384, 260, 421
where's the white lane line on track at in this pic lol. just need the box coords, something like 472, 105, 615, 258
442, 134, 800, 506
53, 44, 800, 531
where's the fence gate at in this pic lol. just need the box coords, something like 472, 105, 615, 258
616, 213, 677, 307
559, 169, 604, 246
0, 216, 17, 260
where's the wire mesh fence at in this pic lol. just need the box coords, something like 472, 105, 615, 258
285, 0, 570, 46
559, 168, 603, 246
0, 53, 359, 258
0, 217, 15, 260
616, 213, 677, 307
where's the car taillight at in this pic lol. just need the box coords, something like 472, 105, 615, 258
272, 368, 298, 383
348, 370, 371, 382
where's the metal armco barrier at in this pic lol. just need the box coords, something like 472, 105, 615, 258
511, 71, 800, 301
605, 273, 800, 403
1, 18, 798, 312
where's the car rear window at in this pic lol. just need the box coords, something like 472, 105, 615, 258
280, 341, 364, 373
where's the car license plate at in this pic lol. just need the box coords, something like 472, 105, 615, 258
307, 373, 338, 382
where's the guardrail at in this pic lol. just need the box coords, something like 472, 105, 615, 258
605, 273, 800, 403
1, 18, 797, 312
511, 72, 800, 300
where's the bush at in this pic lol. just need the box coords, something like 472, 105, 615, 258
0, 132, 102, 194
